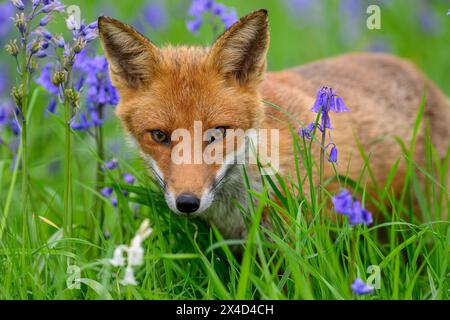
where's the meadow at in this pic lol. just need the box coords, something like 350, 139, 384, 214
0, 0, 449, 300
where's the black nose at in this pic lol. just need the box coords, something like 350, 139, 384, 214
176, 193, 200, 213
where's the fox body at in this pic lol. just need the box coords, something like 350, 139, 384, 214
98, 10, 449, 239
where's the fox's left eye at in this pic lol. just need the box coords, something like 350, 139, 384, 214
149, 129, 170, 145
206, 127, 227, 144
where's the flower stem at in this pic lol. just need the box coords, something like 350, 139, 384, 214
63, 69, 73, 239
93, 104, 105, 240
20, 36, 30, 232
318, 124, 326, 209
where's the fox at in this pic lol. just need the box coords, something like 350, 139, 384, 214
97, 10, 449, 240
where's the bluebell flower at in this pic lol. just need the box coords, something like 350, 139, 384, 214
70, 112, 91, 130
11, 0, 25, 11
187, 19, 203, 34
0, 3, 14, 43
418, 4, 440, 35
41, 1, 65, 13
39, 14, 52, 26
186, 0, 237, 35
10, 117, 20, 135
123, 173, 135, 185
36, 64, 59, 95
332, 189, 373, 226
351, 278, 374, 295
45, 99, 57, 115
53, 34, 65, 48
348, 201, 373, 226
299, 86, 348, 165
143, 1, 167, 30
328, 143, 338, 163
103, 158, 119, 171
339, 0, 363, 45
331, 189, 353, 215
111, 197, 118, 207
298, 122, 316, 139
101, 187, 113, 197
283, 0, 325, 25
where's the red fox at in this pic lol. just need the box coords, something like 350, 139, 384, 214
98, 10, 449, 239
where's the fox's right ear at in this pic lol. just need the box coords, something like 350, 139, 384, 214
98, 16, 160, 89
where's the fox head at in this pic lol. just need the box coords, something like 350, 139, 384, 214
98, 10, 269, 217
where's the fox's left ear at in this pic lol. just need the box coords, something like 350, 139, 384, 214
208, 9, 269, 87
98, 16, 160, 90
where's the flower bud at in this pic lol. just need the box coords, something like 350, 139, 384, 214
11, 85, 23, 107
73, 37, 86, 54
27, 60, 38, 74
54, 34, 65, 48
14, 13, 26, 36
64, 88, 80, 107
29, 40, 41, 54
52, 71, 66, 86
5, 39, 19, 57
39, 15, 52, 27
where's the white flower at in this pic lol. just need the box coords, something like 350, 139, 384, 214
120, 266, 137, 286
137, 219, 153, 240
110, 245, 127, 267
108, 219, 153, 286
128, 235, 144, 266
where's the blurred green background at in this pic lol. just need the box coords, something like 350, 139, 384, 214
61, 0, 450, 91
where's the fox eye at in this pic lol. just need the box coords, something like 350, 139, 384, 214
206, 126, 227, 144
149, 129, 170, 145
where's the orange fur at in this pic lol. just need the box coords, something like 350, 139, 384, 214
98, 10, 449, 238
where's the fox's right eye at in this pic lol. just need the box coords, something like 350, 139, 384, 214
149, 129, 170, 145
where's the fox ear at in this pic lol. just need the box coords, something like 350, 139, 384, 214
208, 9, 269, 86
98, 16, 160, 89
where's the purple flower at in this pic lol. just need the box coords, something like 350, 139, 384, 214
10, 118, 20, 135
351, 278, 374, 295
187, 18, 202, 33
311, 87, 349, 116
36, 64, 59, 95
45, 99, 57, 115
332, 189, 354, 215
0, 3, 14, 42
328, 144, 338, 163
332, 189, 373, 226
11, 0, 25, 11
103, 158, 118, 171
101, 187, 113, 197
220, 11, 238, 28
123, 173, 135, 185
349, 201, 373, 226
186, 0, 237, 35
54, 34, 65, 48
298, 122, 316, 139
41, 1, 64, 13
418, 5, 440, 35
143, 2, 167, 30
39, 15, 52, 26
70, 113, 91, 131
111, 197, 118, 207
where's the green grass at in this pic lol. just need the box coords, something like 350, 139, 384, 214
0, 89, 448, 300
0, 0, 449, 300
